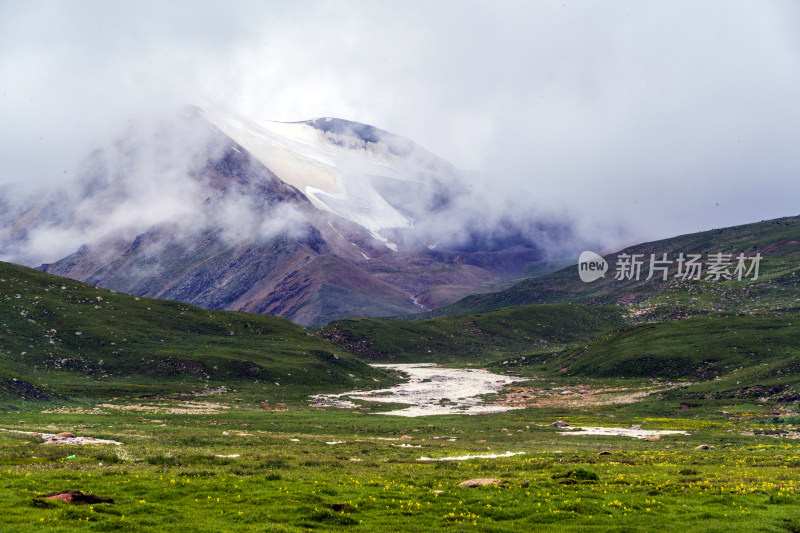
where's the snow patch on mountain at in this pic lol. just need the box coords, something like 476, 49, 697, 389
202, 105, 419, 244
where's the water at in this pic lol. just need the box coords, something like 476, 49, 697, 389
310, 363, 525, 417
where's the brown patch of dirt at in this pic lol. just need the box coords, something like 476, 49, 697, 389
41, 407, 104, 414
458, 478, 502, 487
262, 401, 289, 411
97, 401, 230, 414
760, 238, 800, 253
489, 384, 670, 409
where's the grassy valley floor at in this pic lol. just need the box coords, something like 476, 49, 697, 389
2, 385, 800, 532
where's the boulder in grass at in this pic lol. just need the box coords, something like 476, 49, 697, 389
549, 421, 570, 428
55, 433, 75, 438
43, 491, 113, 504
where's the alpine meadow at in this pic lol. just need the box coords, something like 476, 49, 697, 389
2, 2, 800, 532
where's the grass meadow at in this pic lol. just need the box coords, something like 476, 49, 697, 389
2, 391, 800, 532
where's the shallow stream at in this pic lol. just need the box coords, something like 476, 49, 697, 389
311, 363, 525, 417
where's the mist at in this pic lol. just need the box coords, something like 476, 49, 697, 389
0, 112, 315, 265
1, 0, 799, 257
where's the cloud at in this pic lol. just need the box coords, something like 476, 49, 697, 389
1, 0, 799, 251
0, 109, 329, 266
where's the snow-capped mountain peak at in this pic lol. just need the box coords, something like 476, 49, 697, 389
201, 105, 427, 243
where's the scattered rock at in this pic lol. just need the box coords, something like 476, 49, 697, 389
630, 425, 643, 430
399, 435, 413, 440
43, 491, 113, 504
550, 421, 570, 428
558, 425, 689, 439
433, 490, 445, 494
458, 478, 501, 488
421, 451, 523, 462
4, 429, 121, 446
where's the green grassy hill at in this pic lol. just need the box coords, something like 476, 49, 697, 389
3, 214, 798, 408
559, 314, 798, 377
420, 215, 800, 319
319, 215, 800, 404
521, 312, 800, 403
318, 304, 625, 363
0, 261, 389, 405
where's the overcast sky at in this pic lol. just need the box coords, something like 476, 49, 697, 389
1, 0, 799, 245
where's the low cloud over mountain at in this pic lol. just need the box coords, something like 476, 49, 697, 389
1, 106, 588, 325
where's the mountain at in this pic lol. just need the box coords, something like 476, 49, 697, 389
418, 215, 800, 320
0, 106, 573, 326
0, 260, 390, 404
